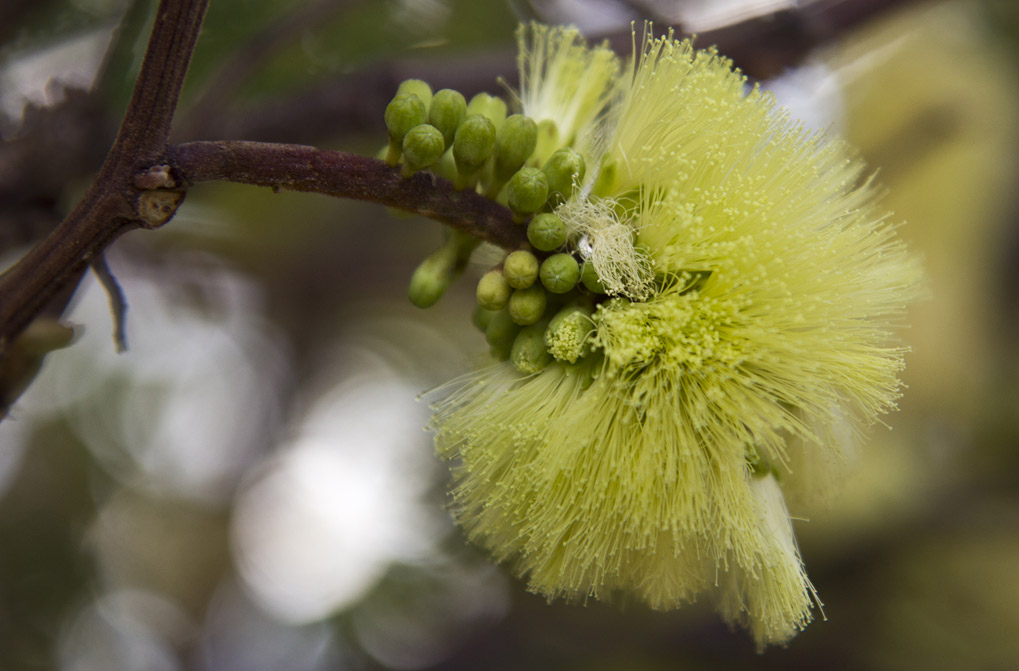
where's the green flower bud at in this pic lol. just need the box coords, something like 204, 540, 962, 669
473, 305, 498, 332
507, 167, 549, 217
533, 118, 560, 166
402, 124, 445, 176
428, 88, 467, 149
545, 302, 594, 363
477, 269, 512, 311
539, 253, 580, 294
384, 93, 427, 165
527, 213, 567, 252
408, 243, 456, 308
503, 250, 539, 289
396, 79, 433, 108
511, 322, 552, 374
508, 283, 547, 325
494, 114, 538, 180
580, 259, 607, 294
466, 93, 507, 131
453, 114, 496, 180
542, 147, 585, 205
485, 308, 519, 360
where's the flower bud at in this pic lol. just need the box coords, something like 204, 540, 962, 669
428, 88, 467, 149
503, 250, 539, 289
580, 259, 607, 294
453, 114, 496, 179
545, 302, 594, 363
467, 93, 507, 131
539, 253, 580, 294
384, 93, 427, 165
511, 322, 552, 374
472, 305, 498, 332
533, 118, 560, 166
401, 124, 445, 176
477, 269, 512, 311
542, 147, 585, 205
527, 213, 567, 252
485, 308, 519, 360
494, 114, 538, 180
396, 79, 433, 108
408, 244, 456, 308
432, 147, 458, 182
508, 284, 547, 325
506, 167, 549, 218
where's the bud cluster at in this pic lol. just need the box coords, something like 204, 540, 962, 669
387, 79, 609, 373
410, 23, 924, 652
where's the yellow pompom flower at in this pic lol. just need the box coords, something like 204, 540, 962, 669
515, 23, 620, 165
432, 25, 922, 649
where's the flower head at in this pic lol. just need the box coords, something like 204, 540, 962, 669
431, 24, 922, 648
515, 23, 620, 165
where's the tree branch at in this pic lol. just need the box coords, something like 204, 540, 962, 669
0, 0, 930, 368
90, 255, 129, 353
171, 140, 524, 250
0, 0, 209, 352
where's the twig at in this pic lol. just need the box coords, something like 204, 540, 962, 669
0, 0, 210, 352
171, 140, 524, 250
0, 0, 931, 384
90, 255, 129, 353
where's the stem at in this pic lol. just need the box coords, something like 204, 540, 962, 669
171, 140, 525, 250
0, 0, 210, 351
0, 0, 929, 353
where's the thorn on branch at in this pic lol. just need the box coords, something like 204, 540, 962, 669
91, 255, 129, 353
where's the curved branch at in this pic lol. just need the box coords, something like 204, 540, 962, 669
171, 140, 525, 250
0, 0, 931, 357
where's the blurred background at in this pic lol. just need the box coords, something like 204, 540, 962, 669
2, 0, 1018, 668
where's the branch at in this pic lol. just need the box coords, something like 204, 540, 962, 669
0, 0, 209, 352
171, 141, 524, 250
0, 0, 929, 356
90, 255, 129, 353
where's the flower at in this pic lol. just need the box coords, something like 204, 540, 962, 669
431, 24, 922, 648
514, 23, 619, 165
